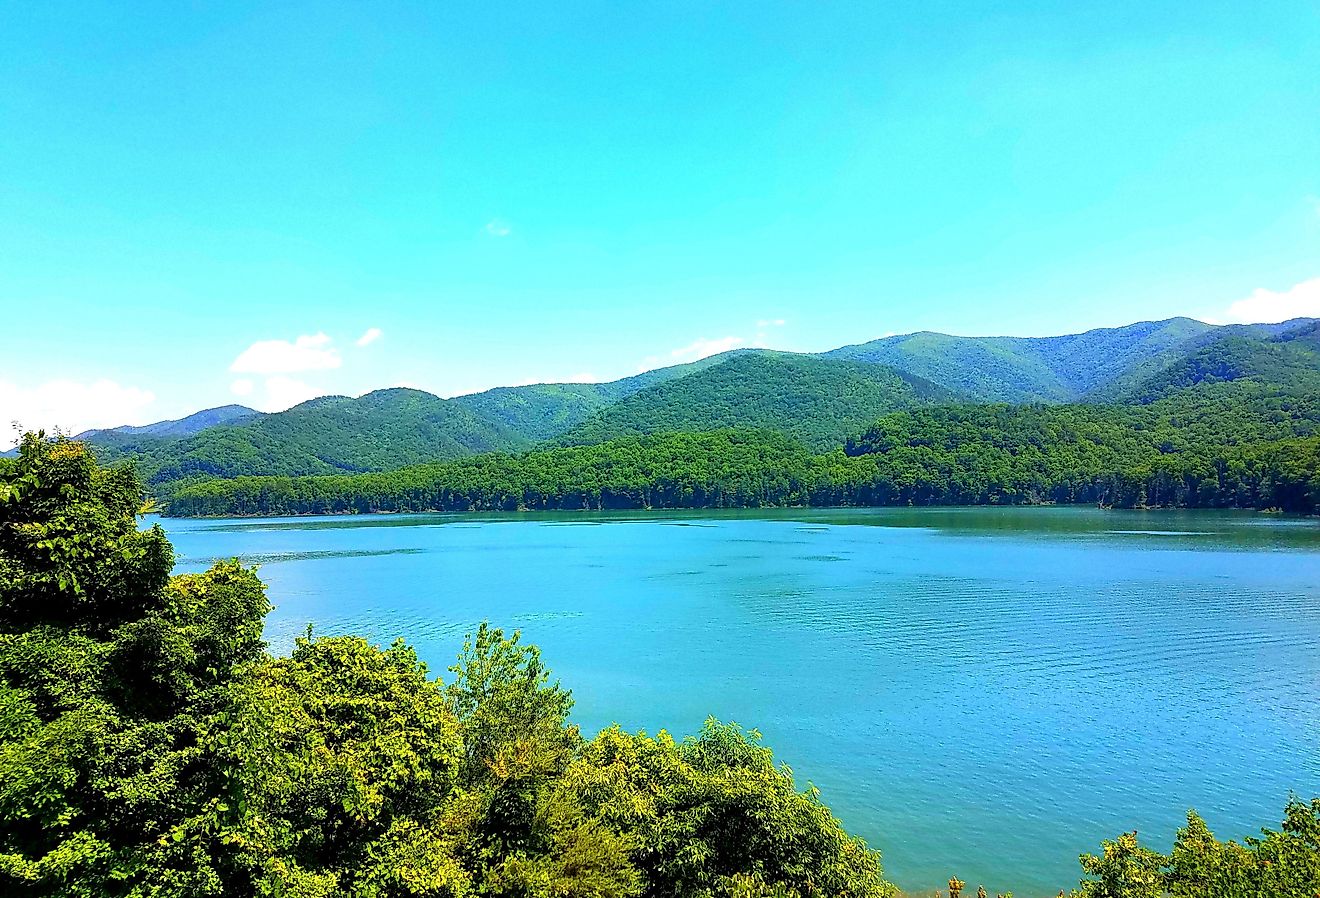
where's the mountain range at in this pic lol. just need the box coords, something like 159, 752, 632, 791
45, 316, 1320, 487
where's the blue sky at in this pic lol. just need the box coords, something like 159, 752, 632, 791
2, 1, 1318, 433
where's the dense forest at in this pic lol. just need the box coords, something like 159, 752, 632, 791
68, 350, 756, 486
556, 353, 954, 452
822, 317, 1309, 403
4, 437, 1319, 897
164, 382, 1320, 517
0, 436, 890, 898
86, 388, 533, 484
59, 319, 1320, 507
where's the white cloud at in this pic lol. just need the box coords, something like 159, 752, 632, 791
671, 335, 747, 362
484, 219, 512, 238
635, 336, 744, 373
230, 378, 255, 397
634, 319, 797, 374
261, 376, 321, 412
1223, 276, 1320, 324
0, 378, 156, 436
356, 327, 383, 347
230, 332, 341, 375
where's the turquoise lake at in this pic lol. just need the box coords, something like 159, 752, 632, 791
157, 507, 1320, 896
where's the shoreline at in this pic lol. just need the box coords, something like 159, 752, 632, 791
156, 500, 1306, 520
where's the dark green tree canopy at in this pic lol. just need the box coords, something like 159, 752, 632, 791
0, 435, 896, 898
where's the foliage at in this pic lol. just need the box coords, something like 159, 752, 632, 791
558, 353, 954, 452
0, 434, 270, 897
825, 317, 1315, 403
0, 434, 894, 898
838, 385, 1320, 511
84, 353, 751, 492
89, 389, 531, 489
166, 430, 822, 516
80, 320, 1320, 507
6, 434, 1320, 897
1069, 800, 1320, 897
1117, 328, 1320, 403
1072, 832, 1165, 898
569, 721, 890, 898
76, 405, 261, 444
166, 378, 1320, 517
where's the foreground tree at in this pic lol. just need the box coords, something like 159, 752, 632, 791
1070, 800, 1320, 897
0, 435, 894, 897
0, 434, 269, 896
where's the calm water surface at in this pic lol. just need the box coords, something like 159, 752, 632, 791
157, 507, 1320, 896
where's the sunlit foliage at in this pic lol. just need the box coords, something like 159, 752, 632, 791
0, 435, 893, 898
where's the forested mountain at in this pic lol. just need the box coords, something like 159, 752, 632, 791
82, 351, 949, 488
75, 403, 262, 442
1, 404, 264, 460
825, 317, 1316, 402
449, 383, 620, 442
448, 351, 743, 442
79, 354, 765, 488
63, 317, 1320, 493
167, 376, 1320, 517
168, 395, 1320, 517
92, 388, 529, 488
1116, 324, 1320, 403
558, 353, 956, 451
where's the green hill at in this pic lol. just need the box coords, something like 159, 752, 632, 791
75, 404, 262, 442
79, 317, 1320, 492
165, 384, 1320, 516
558, 352, 956, 451
825, 317, 1315, 402
95, 388, 527, 488
1116, 322, 1320, 403
448, 351, 741, 442
88, 356, 754, 491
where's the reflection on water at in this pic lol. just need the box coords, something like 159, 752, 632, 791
184, 506, 1320, 548
155, 507, 1320, 897
178, 547, 428, 566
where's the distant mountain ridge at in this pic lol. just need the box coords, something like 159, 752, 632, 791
76, 404, 262, 442
823, 317, 1316, 403
557, 352, 956, 451
1, 403, 262, 459
64, 315, 1320, 489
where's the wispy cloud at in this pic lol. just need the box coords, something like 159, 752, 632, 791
669, 335, 747, 362
355, 327, 383, 347
262, 376, 321, 412
1223, 276, 1320, 324
484, 219, 512, 238
0, 378, 156, 436
230, 332, 342, 375
634, 318, 795, 374
227, 374, 323, 413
